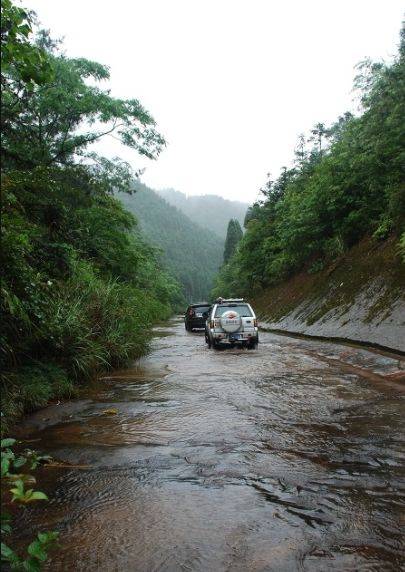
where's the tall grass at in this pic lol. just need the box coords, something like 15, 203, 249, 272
1, 259, 172, 430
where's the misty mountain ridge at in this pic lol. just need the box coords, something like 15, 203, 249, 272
118, 182, 223, 302
156, 188, 249, 238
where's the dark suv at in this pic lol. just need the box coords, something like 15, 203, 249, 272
184, 303, 211, 331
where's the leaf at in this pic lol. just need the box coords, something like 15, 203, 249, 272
27, 540, 47, 562
17, 23, 31, 38
1, 541, 14, 558
1, 542, 20, 564
27, 491, 48, 501
0, 524, 11, 535
1, 456, 10, 477
37, 531, 59, 544
23, 557, 42, 572
1, 438, 16, 448
10, 479, 25, 501
103, 408, 118, 415
1, 449, 15, 463
13, 456, 27, 469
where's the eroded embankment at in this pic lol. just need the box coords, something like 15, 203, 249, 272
254, 237, 405, 353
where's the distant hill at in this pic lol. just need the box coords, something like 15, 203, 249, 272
156, 188, 249, 238
119, 183, 223, 302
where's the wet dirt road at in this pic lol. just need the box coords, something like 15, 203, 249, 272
15, 318, 405, 571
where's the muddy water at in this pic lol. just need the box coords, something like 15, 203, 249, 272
14, 318, 405, 571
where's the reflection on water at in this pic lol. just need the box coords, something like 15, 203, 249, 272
14, 319, 405, 571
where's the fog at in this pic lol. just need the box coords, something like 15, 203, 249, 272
27, 0, 404, 202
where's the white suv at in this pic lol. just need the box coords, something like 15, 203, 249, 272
205, 298, 259, 349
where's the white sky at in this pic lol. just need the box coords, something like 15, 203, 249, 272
27, 0, 403, 203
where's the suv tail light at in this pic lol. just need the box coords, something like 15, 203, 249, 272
254, 318, 258, 327
210, 320, 214, 328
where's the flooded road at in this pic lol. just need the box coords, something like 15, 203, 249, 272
15, 318, 405, 571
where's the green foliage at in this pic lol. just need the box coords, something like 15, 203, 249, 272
1, 0, 52, 85
216, 27, 405, 296
1, 1, 181, 427
223, 219, 243, 263
120, 182, 223, 301
1, 25, 164, 171
399, 232, 405, 263
1, 440, 58, 570
212, 218, 244, 299
1, 168, 180, 423
211, 261, 239, 300
1, 1, 181, 568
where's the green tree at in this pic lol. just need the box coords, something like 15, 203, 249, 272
120, 183, 223, 301
217, 22, 405, 294
308, 122, 329, 155
223, 219, 243, 263
1, 1, 181, 430
2, 30, 165, 172
1, 0, 52, 84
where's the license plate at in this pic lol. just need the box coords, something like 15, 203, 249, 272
230, 334, 241, 340
196, 313, 203, 317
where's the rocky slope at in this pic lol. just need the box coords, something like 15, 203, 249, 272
254, 237, 405, 353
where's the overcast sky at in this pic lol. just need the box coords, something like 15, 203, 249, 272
27, 0, 403, 203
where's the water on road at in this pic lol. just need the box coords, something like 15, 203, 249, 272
14, 318, 405, 571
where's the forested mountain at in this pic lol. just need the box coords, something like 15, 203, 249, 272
120, 183, 223, 301
157, 188, 248, 238
213, 27, 405, 298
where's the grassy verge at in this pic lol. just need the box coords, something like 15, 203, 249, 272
1, 260, 173, 433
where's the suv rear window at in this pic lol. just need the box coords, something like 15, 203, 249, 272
190, 306, 210, 313
215, 304, 252, 317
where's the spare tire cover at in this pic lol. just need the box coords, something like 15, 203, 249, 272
220, 310, 242, 333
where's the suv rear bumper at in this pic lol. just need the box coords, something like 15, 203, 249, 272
185, 317, 206, 329
213, 331, 258, 343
